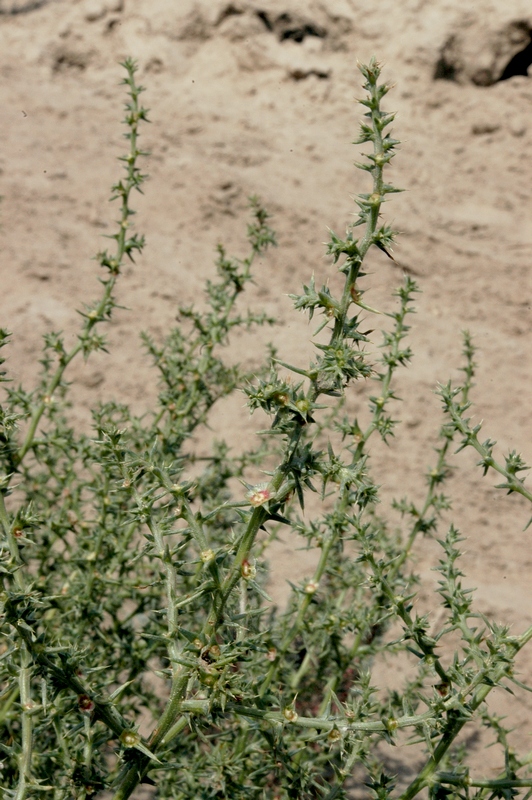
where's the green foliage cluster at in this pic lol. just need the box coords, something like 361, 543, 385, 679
1, 58, 532, 800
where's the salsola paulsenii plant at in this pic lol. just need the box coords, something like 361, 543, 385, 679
1, 57, 532, 800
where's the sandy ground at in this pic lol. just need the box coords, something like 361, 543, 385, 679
2, 0, 532, 789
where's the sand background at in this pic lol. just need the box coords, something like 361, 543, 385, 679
1, 0, 532, 789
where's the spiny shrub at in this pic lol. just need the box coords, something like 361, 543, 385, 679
1, 57, 532, 800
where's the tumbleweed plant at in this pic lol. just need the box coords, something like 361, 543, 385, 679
1, 57, 532, 800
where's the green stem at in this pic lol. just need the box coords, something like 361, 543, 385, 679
15, 294, 111, 467
11, 61, 145, 475
141, 695, 438, 733
111, 671, 189, 800
133, 481, 184, 672
387, 339, 475, 578
14, 643, 33, 800
259, 527, 338, 698
376, 568, 451, 686
227, 702, 435, 733
398, 625, 532, 800
466, 435, 532, 503
332, 101, 387, 345
356, 294, 411, 453
439, 777, 532, 790
443, 391, 532, 504
0, 490, 25, 592
82, 714, 93, 780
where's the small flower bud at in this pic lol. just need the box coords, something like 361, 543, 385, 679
198, 661, 218, 686
120, 729, 140, 748
209, 644, 221, 659
201, 549, 215, 564
283, 707, 298, 723
350, 285, 360, 302
241, 560, 256, 580
266, 647, 277, 662
295, 399, 310, 415
328, 728, 342, 743
247, 484, 271, 507
78, 694, 95, 714
304, 581, 319, 595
